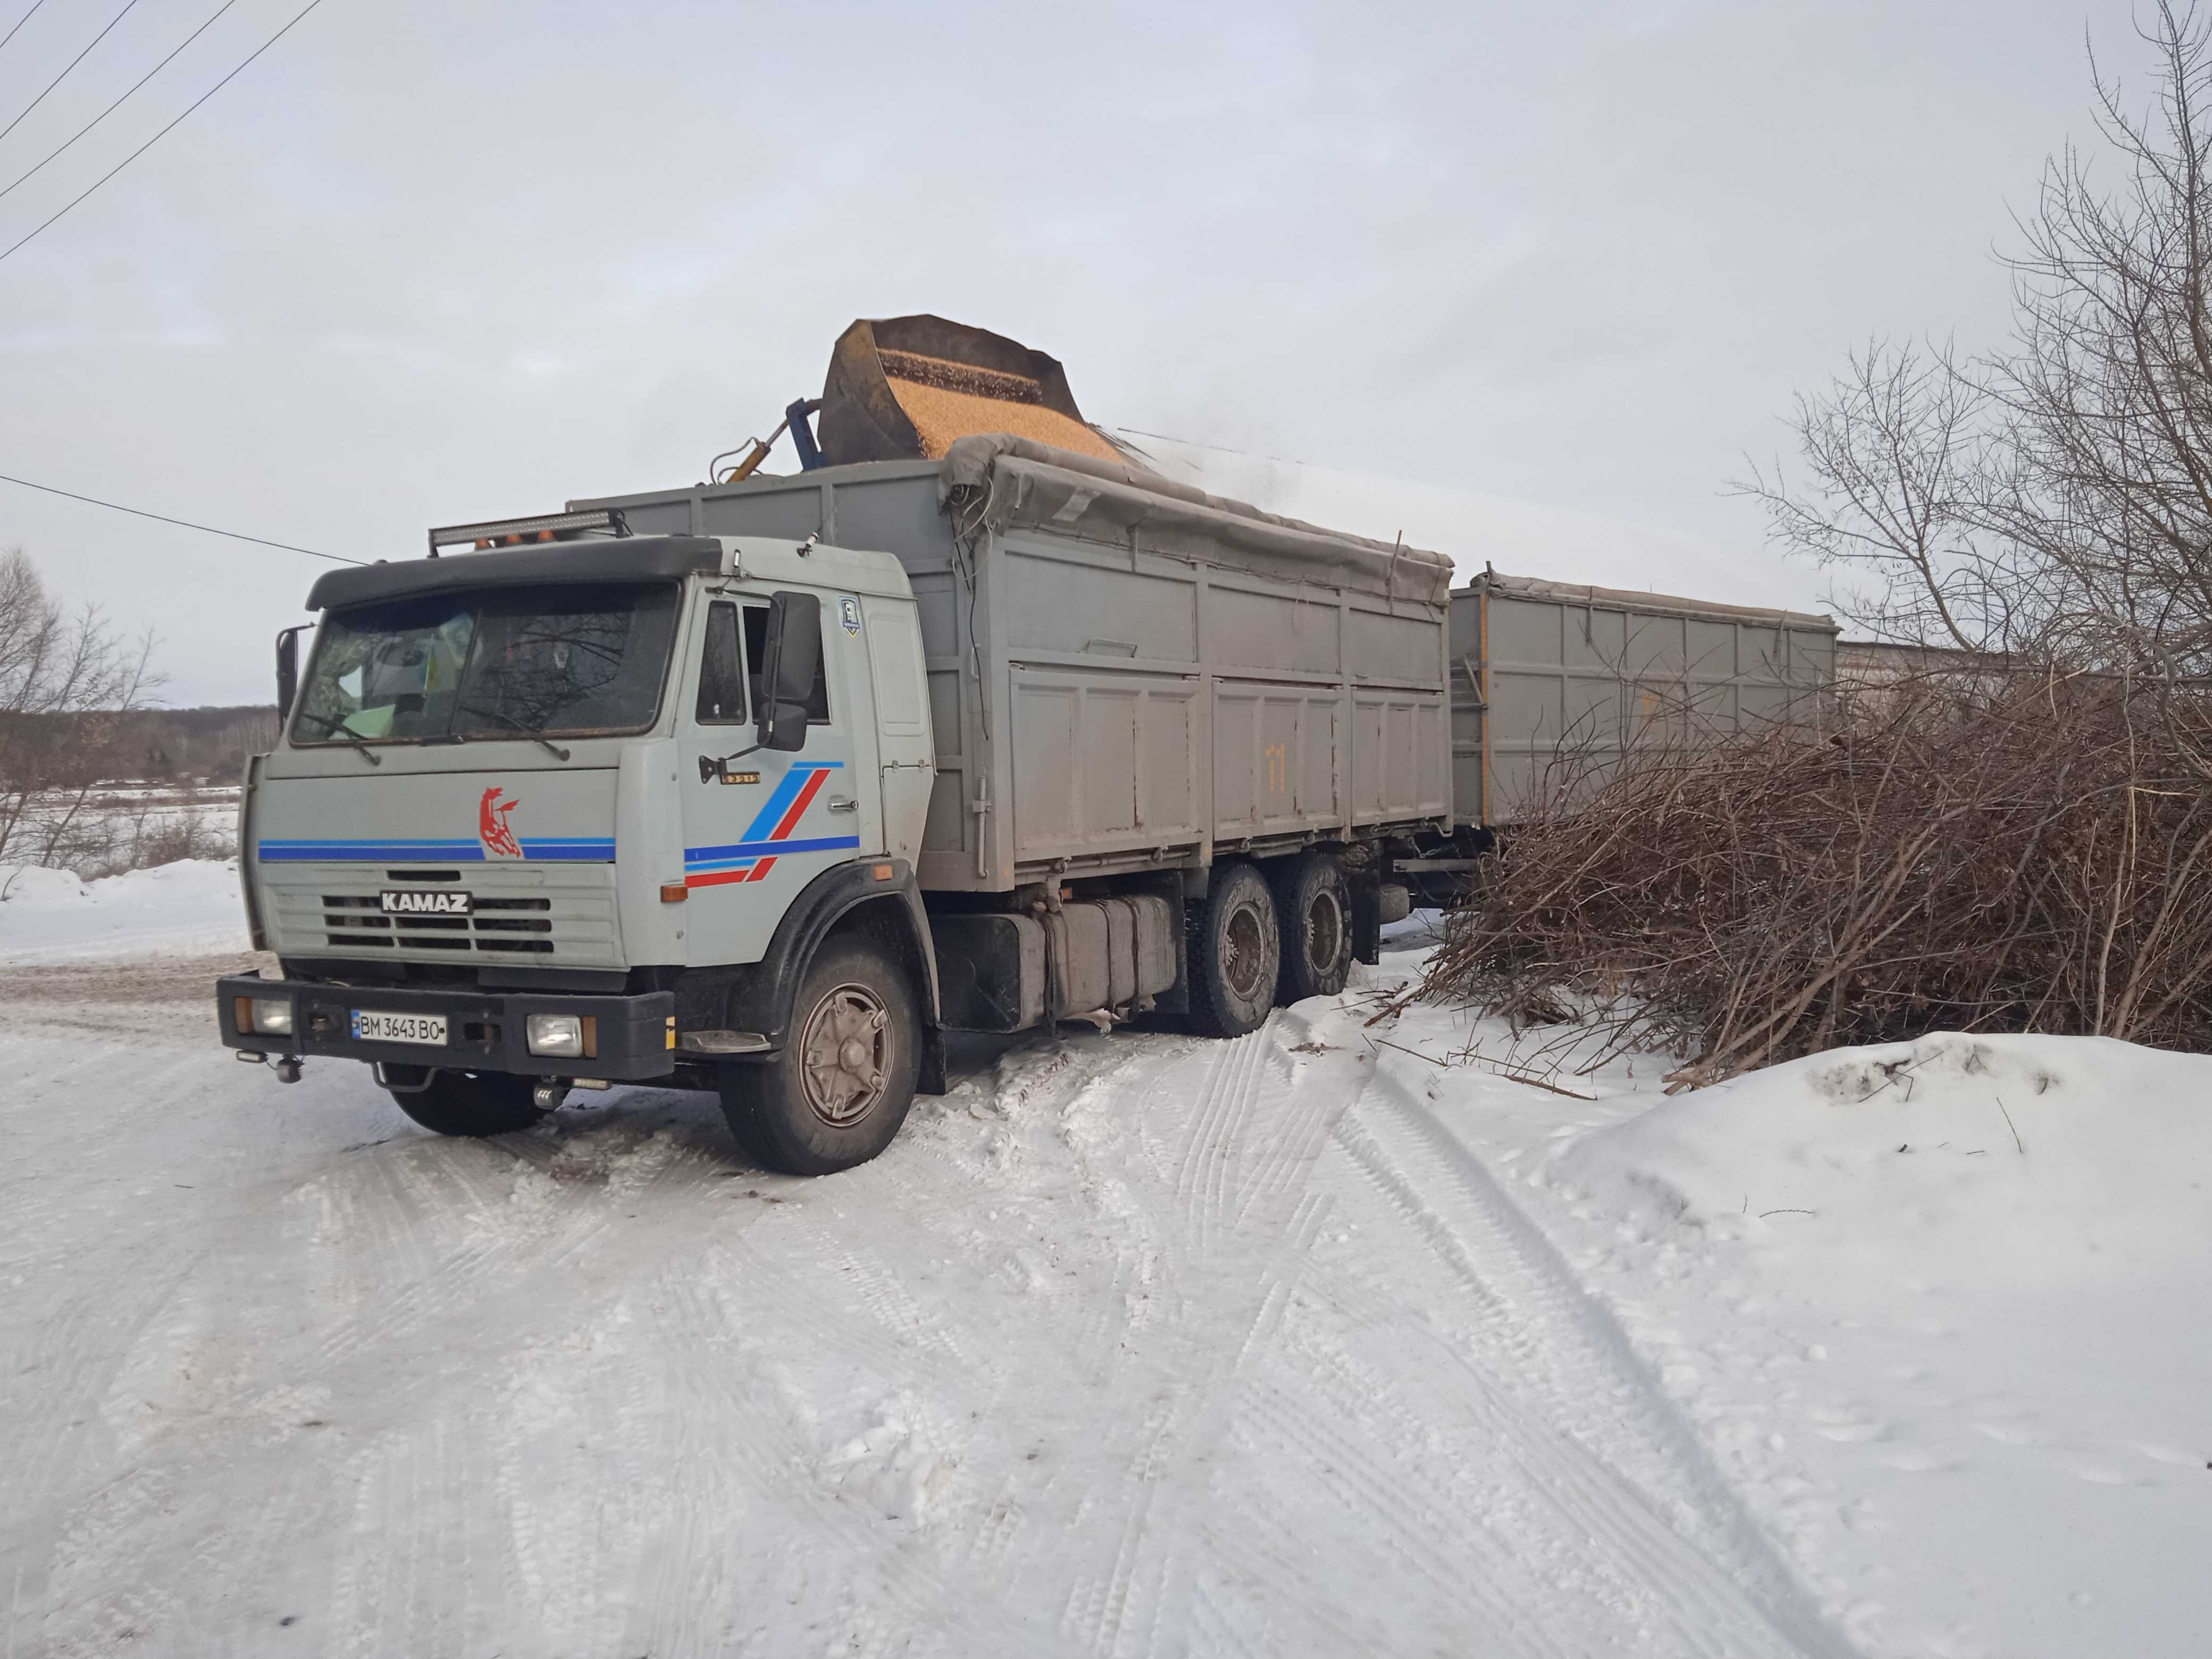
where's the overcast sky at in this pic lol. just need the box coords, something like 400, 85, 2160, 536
0, 0, 2148, 703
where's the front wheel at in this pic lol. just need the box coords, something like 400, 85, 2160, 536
388, 1070, 549, 1137
718, 935, 920, 1175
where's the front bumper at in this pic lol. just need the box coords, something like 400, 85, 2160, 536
216, 973, 677, 1080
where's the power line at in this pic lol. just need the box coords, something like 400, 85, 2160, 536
0, 471, 362, 564
0, 0, 327, 267
0, 0, 143, 148
0, 0, 242, 207
1113, 426, 1310, 467
0, 1, 50, 58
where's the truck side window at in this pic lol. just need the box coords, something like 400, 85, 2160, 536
742, 603, 830, 723
696, 601, 747, 724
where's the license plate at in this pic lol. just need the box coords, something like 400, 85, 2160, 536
351, 1010, 448, 1046
381, 888, 472, 917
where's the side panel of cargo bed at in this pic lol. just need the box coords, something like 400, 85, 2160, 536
981, 534, 1447, 883
1451, 576, 1838, 827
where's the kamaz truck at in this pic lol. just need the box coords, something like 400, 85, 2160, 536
217, 418, 1461, 1172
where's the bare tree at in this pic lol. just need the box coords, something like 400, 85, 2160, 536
1741, 1, 2212, 715
1738, 340, 2035, 653
0, 547, 160, 868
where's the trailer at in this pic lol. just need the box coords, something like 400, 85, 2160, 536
1452, 572, 1837, 827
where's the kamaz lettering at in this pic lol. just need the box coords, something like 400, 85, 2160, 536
380, 889, 473, 917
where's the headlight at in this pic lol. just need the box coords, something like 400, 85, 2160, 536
249, 997, 294, 1036
526, 1013, 584, 1058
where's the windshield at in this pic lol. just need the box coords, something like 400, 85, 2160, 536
293, 582, 681, 745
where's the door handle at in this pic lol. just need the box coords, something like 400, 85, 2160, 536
827, 797, 857, 812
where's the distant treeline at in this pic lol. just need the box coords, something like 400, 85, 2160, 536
0, 706, 281, 787
114, 706, 281, 783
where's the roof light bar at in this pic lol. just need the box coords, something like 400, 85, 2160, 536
425, 507, 630, 557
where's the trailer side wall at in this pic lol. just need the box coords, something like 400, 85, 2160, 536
1452, 576, 1838, 825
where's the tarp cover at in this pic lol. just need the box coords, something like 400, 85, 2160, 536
939, 434, 1455, 607
1478, 570, 1838, 632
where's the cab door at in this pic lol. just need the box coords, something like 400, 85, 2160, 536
859, 593, 933, 861
675, 596, 858, 966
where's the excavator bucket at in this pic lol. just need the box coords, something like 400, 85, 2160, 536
812, 314, 1129, 468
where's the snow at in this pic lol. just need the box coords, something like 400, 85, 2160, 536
0, 858, 250, 963
2, 883, 2206, 1656
1529, 1030, 2212, 1657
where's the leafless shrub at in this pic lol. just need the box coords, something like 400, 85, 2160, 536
59, 800, 230, 882
1422, 673, 2212, 1085
0, 547, 160, 867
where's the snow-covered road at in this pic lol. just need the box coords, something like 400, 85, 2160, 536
2, 958, 1847, 1658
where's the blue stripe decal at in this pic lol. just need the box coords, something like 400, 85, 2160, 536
258, 839, 615, 864
261, 839, 478, 849
261, 844, 485, 862
684, 834, 861, 865
517, 839, 616, 860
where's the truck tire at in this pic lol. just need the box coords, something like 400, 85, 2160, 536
718, 935, 920, 1175
388, 1070, 549, 1137
1188, 861, 1280, 1038
1272, 851, 1353, 1003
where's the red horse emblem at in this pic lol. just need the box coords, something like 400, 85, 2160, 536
478, 786, 524, 859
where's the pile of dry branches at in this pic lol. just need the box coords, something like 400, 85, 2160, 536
1424, 675, 2212, 1086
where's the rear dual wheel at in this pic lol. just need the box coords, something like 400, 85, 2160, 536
1188, 853, 1354, 1038
1272, 851, 1354, 1003
1188, 862, 1281, 1037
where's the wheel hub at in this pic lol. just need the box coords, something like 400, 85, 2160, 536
1305, 890, 1344, 974
1223, 903, 1268, 1000
799, 983, 892, 1127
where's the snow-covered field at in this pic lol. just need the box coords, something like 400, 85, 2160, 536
0, 859, 250, 963
2, 786, 239, 885
2, 873, 2206, 1656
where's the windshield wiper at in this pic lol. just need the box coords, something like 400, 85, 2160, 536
457, 705, 571, 762
290, 710, 383, 766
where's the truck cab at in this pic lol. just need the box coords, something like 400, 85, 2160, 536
221, 528, 946, 1173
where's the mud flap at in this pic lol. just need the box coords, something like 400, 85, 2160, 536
918, 1024, 948, 1096
1349, 867, 1382, 965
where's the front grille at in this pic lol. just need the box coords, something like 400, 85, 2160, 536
264, 866, 619, 967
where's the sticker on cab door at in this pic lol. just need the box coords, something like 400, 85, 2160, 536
839, 594, 861, 636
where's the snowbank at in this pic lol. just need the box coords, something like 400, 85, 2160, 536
1496, 1028, 2212, 1657
0, 858, 251, 963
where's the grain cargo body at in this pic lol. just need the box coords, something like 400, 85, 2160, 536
575, 435, 1458, 894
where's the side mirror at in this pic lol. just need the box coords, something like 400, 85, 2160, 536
755, 590, 820, 753
275, 626, 304, 723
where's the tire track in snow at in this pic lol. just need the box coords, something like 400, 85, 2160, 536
624, 1242, 1045, 1658
7, 990, 1863, 1656
1040, 1023, 1361, 1658
1315, 1049, 1852, 1657
1, 1252, 202, 1657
